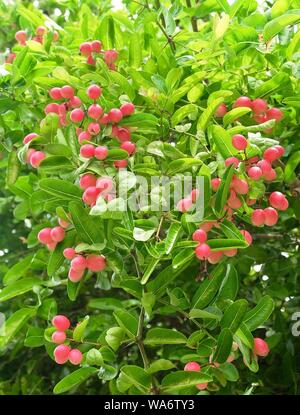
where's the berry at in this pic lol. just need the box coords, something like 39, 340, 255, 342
263, 168, 277, 181
257, 159, 272, 174
120, 141, 136, 155
68, 268, 84, 282
82, 187, 101, 205
88, 104, 103, 119
215, 103, 227, 117
69, 349, 83, 365
223, 248, 238, 257
70, 108, 85, 123
266, 108, 283, 121
80, 42, 92, 56
15, 30, 27, 43
47, 242, 57, 251
91, 40, 102, 53
94, 146, 108, 160
211, 178, 221, 192
199, 221, 215, 232
251, 98, 268, 115
50, 226, 65, 242
195, 243, 211, 260
87, 85, 102, 100
108, 108, 123, 123
71, 255, 87, 271
36, 26, 46, 36
104, 50, 118, 64
26, 149, 36, 164
196, 383, 208, 391
86, 55, 96, 65
225, 157, 239, 168
233, 96, 252, 108
184, 361, 201, 372
99, 114, 110, 124
228, 190, 242, 209
30, 151, 45, 168
79, 173, 97, 189
96, 177, 114, 191
54, 345, 71, 364
274, 145, 285, 157
192, 229, 207, 243
264, 207, 279, 226
253, 114, 267, 124
23, 132, 38, 145
45, 103, 59, 114
78, 131, 91, 144
120, 102, 135, 116
114, 159, 128, 168
69, 96, 82, 108
52, 315, 70, 331
52, 331, 67, 345
87, 122, 100, 136
240, 230, 253, 245
61, 85, 74, 99
176, 198, 193, 213
80, 144, 95, 159
116, 127, 131, 142
269, 191, 288, 211
63, 248, 76, 260
232, 134, 248, 150
248, 166, 263, 180
246, 198, 256, 206
190, 188, 200, 203
208, 251, 223, 264
53, 31, 59, 41
231, 178, 249, 195
49, 87, 62, 100
263, 147, 280, 162
251, 209, 265, 226
86, 255, 106, 272
253, 337, 269, 357
38, 228, 53, 245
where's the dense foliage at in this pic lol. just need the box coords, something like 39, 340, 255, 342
0, 0, 299, 395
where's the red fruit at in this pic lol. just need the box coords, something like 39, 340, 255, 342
266, 108, 283, 122
23, 132, 38, 144
253, 337, 269, 357
263, 147, 280, 162
253, 114, 267, 124
53, 31, 59, 41
94, 146, 108, 160
63, 248, 76, 260
251, 209, 265, 226
52, 331, 67, 345
231, 178, 249, 195
240, 230, 253, 245
232, 134, 248, 150
5, 52, 16, 63
274, 145, 285, 157
30, 151, 45, 168
246, 198, 256, 206
215, 103, 227, 117
228, 190, 242, 209
116, 127, 131, 142
248, 166, 263, 180
87, 85, 102, 100
50, 226, 65, 243
26, 149, 36, 164
80, 144, 95, 158
86, 55, 96, 65
80, 42, 92, 56
269, 191, 288, 211
176, 198, 193, 213
71, 255, 87, 272
196, 383, 208, 390
86, 255, 106, 272
79, 173, 97, 189
45, 103, 59, 114
96, 177, 114, 191
120, 102, 135, 116
15, 30, 27, 43
87, 122, 100, 136
104, 50, 118, 64
52, 315, 70, 331
91, 40, 102, 53
251, 98, 268, 115
233, 96, 252, 108
78, 131, 91, 144
114, 159, 128, 168
36, 26, 46, 36
108, 108, 123, 123
38, 228, 53, 245
69, 349, 83, 365
195, 243, 211, 260
99, 114, 110, 124
223, 248, 238, 257
58, 218, 70, 229
82, 186, 101, 205
61, 85, 74, 99
120, 141, 136, 155
54, 345, 71, 364
199, 221, 215, 232
184, 362, 201, 372
88, 104, 103, 119
47, 242, 57, 251
257, 159, 272, 174
68, 268, 84, 282
264, 207, 279, 226
225, 157, 239, 168
190, 188, 200, 203
192, 229, 207, 243
211, 178, 221, 192
49, 87, 62, 100
70, 108, 85, 123
263, 168, 277, 181
69, 96, 82, 108
207, 251, 223, 264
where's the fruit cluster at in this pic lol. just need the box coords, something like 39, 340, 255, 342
38, 226, 66, 251
15, 26, 59, 46
80, 175, 115, 207
79, 40, 119, 69
63, 248, 107, 282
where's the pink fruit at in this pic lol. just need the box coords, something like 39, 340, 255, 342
80, 144, 95, 158
52, 315, 70, 331
54, 345, 71, 364
223, 248, 238, 257
86, 55, 96, 65
47, 242, 57, 251
69, 96, 82, 108
88, 104, 103, 119
78, 131, 91, 144
233, 96, 252, 108
79, 173, 97, 189
199, 221, 215, 232
116, 127, 131, 142
87, 85, 102, 100
225, 157, 239, 168
53, 31, 59, 41
231, 178, 249, 195
104, 50, 118, 64
195, 243, 211, 260
108, 108, 123, 123
99, 114, 110, 124
94, 146, 108, 160
269, 191, 288, 211
232, 134, 248, 150
246, 198, 256, 206
120, 102, 135, 116
69, 349, 83, 365
228, 190, 242, 209
192, 229, 207, 243
68, 268, 84, 282
23, 132, 38, 145
15, 30, 27, 44
82, 186, 101, 205
253, 114, 267, 124
251, 98, 268, 115
263, 168, 277, 181
208, 251, 223, 264
86, 255, 106, 272
266, 108, 283, 122
190, 188, 200, 203
71, 255, 87, 271
196, 383, 208, 390
264, 207, 279, 226
61, 85, 74, 99
253, 337, 269, 357
87, 122, 100, 136
211, 178, 221, 192
45, 103, 59, 114
26, 149, 36, 164
30, 151, 45, 168
63, 248, 76, 260
91, 40, 102, 53
176, 198, 193, 213
36, 26, 46, 36
240, 230, 253, 245
49, 87, 62, 100
80, 42, 92, 56
248, 166, 263, 180
70, 108, 85, 123
263, 147, 280, 162
184, 361, 201, 371
50, 226, 65, 242
120, 141, 136, 155
96, 177, 114, 191
251, 209, 265, 226
274, 145, 285, 157
257, 159, 272, 174
52, 331, 67, 344
114, 159, 128, 168
215, 103, 227, 117
38, 228, 53, 245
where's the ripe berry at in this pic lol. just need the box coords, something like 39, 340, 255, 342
63, 248, 76, 260
274, 145, 285, 157
248, 166, 263, 180
228, 190, 242, 209
52, 315, 70, 331
52, 331, 67, 345
199, 221, 215, 232
108, 108, 123, 123
251, 98, 268, 115
207, 251, 223, 264
233, 96, 252, 108
80, 42, 92, 56
87, 122, 100, 136
114, 160, 128, 168
223, 248, 238, 257
86, 255, 106, 272
246, 198, 256, 206
263, 147, 280, 162
253, 114, 267, 124
50, 226, 65, 242
264, 207, 279, 226
253, 337, 269, 357
91, 40, 102, 53
45, 103, 59, 114
70, 108, 85, 123
120, 141, 136, 155
49, 87, 62, 100
86, 55, 96, 65
232, 134, 248, 150
30, 151, 45, 168
61, 85, 74, 99
269, 191, 288, 211
23, 132, 38, 144
94, 146, 108, 160
195, 243, 211, 260
263, 168, 277, 181
78, 131, 91, 144
26, 149, 36, 164
176, 198, 193, 213
257, 159, 272, 174
104, 50, 118, 64
225, 157, 239, 168
79, 173, 97, 189
192, 229, 207, 243
53, 31, 59, 41
82, 187, 101, 205
80, 144, 95, 158
196, 383, 208, 390
36, 26, 46, 36
240, 230, 253, 245
38, 228, 53, 245
184, 362, 201, 372
69, 96, 82, 108
88, 104, 103, 119
211, 178, 221, 192
87, 85, 102, 100
71, 255, 87, 271
231, 178, 249, 195
251, 209, 265, 226
47, 242, 57, 251
68, 268, 84, 282
15, 30, 27, 44
266, 108, 283, 122
69, 349, 83, 365
96, 177, 114, 191
120, 102, 135, 116
190, 188, 200, 203
99, 114, 110, 124
215, 103, 227, 117
54, 345, 71, 364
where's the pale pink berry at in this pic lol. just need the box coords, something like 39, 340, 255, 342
215, 103, 227, 117
120, 102, 135, 116
190, 188, 200, 203
248, 166, 263, 180
69, 349, 83, 365
225, 157, 239, 168
253, 114, 267, 124
52, 315, 70, 331
38, 228, 53, 245
251, 209, 265, 226
269, 191, 288, 211
50, 226, 65, 242
195, 243, 211, 260
263, 147, 280, 162
45, 103, 59, 114
232, 134, 248, 150
251, 98, 268, 115
87, 85, 102, 100
26, 149, 36, 164
68, 268, 84, 282
120, 141, 136, 155
63, 248, 76, 260
96, 177, 114, 191
199, 221, 215, 232
88, 104, 103, 119
49, 87, 62, 100
114, 159, 128, 168
71, 255, 87, 271
233, 96, 252, 108
263, 168, 277, 181
30, 151, 45, 168
58, 218, 70, 229
52, 331, 67, 345
228, 190, 242, 209
15, 30, 27, 43
61, 85, 74, 99
47, 242, 57, 251
246, 198, 256, 206
192, 229, 207, 243
240, 230, 253, 245
176, 198, 193, 213
257, 159, 272, 174
79, 42, 92, 56
86, 255, 106, 272
80, 144, 95, 158
78, 131, 91, 144
264, 207, 278, 226
69, 96, 82, 108
82, 186, 101, 205
231, 178, 249, 195
223, 248, 238, 257
266, 108, 283, 122
184, 361, 201, 371
211, 178, 221, 192
91, 40, 102, 53
54, 345, 71, 364
94, 146, 108, 160
253, 337, 269, 357
70, 108, 85, 123
207, 251, 223, 264
79, 173, 97, 189
87, 122, 100, 136
23, 132, 38, 144
108, 108, 123, 123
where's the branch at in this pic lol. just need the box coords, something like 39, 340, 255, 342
186, 0, 198, 32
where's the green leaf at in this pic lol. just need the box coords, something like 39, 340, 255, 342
220, 299, 248, 333
254, 72, 290, 97
171, 104, 198, 127
40, 113, 59, 141
263, 10, 300, 41
161, 371, 212, 393
141, 257, 161, 285
207, 238, 248, 251
105, 327, 124, 351
166, 158, 202, 175
211, 125, 238, 158
197, 97, 224, 132
47, 230, 76, 276
146, 359, 175, 374
69, 201, 105, 245
39, 156, 73, 172
223, 107, 252, 126
117, 365, 151, 393
39, 179, 82, 201
235, 322, 254, 348
24, 327, 44, 348
53, 368, 98, 394
133, 227, 155, 242
144, 328, 187, 345
6, 150, 20, 187
165, 223, 181, 255
218, 264, 239, 301
113, 309, 138, 338
218, 362, 239, 381
192, 263, 226, 309
243, 295, 274, 331
0, 308, 36, 348
3, 254, 34, 285
213, 328, 233, 363
0, 278, 42, 302
284, 150, 300, 182
73, 316, 89, 342
172, 248, 194, 270
214, 164, 235, 215
189, 308, 222, 320
219, 219, 244, 240
129, 34, 142, 68
106, 149, 129, 161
